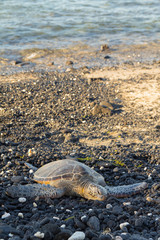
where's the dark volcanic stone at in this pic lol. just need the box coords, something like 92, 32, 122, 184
74, 217, 86, 230
64, 133, 79, 143
65, 218, 74, 227
54, 229, 72, 240
41, 222, 60, 236
40, 217, 50, 226
44, 231, 52, 240
87, 216, 100, 231
112, 205, 123, 215
106, 220, 116, 229
104, 55, 111, 59
99, 101, 113, 110
85, 229, 98, 238
130, 234, 148, 240
66, 60, 73, 65
0, 223, 21, 239
0, 223, 19, 235
99, 234, 112, 240
155, 125, 160, 130
9, 237, 21, 240
11, 175, 24, 183
92, 104, 111, 116
81, 215, 89, 224
135, 218, 144, 228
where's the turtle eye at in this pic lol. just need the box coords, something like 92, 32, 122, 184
97, 188, 102, 195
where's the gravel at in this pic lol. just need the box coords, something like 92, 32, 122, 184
0, 69, 160, 239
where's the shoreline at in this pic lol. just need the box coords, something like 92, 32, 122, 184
1, 41, 160, 75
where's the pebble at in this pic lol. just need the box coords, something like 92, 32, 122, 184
0, 107, 5, 115
53, 216, 60, 220
119, 222, 130, 230
11, 60, 23, 65
64, 133, 79, 143
146, 196, 154, 202
41, 222, 60, 236
106, 220, 116, 229
113, 167, 119, 172
1, 212, 11, 219
18, 197, 26, 203
123, 202, 131, 206
99, 101, 113, 110
29, 169, 34, 174
66, 60, 74, 65
130, 234, 148, 240
74, 218, 86, 230
34, 231, 44, 238
28, 148, 36, 157
9, 237, 21, 240
101, 107, 112, 116
48, 61, 54, 66
33, 202, 37, 207
81, 215, 88, 223
92, 104, 111, 116
0, 223, 19, 237
104, 55, 111, 59
87, 78, 92, 84
87, 216, 100, 231
66, 209, 72, 213
121, 233, 131, 239
66, 67, 72, 72
39, 217, 50, 226
112, 206, 123, 215
11, 176, 24, 183
99, 234, 112, 240
101, 44, 109, 51
135, 218, 144, 228
8, 233, 13, 237
55, 229, 72, 240
18, 213, 24, 218
115, 236, 123, 240
106, 204, 112, 209
68, 231, 85, 240
85, 229, 98, 239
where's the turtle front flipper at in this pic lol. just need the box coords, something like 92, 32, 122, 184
105, 181, 148, 198
6, 184, 65, 199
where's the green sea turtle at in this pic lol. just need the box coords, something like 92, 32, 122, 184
6, 159, 148, 201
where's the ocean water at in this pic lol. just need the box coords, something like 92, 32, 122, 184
0, 0, 160, 52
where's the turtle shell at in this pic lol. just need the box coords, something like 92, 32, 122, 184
33, 159, 106, 188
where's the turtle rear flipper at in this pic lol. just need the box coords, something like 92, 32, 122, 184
6, 184, 65, 199
105, 181, 148, 198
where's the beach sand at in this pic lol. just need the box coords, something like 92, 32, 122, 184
0, 42, 160, 239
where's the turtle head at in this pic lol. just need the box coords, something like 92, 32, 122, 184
83, 183, 107, 201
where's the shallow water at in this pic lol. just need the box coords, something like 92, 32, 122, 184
0, 0, 160, 53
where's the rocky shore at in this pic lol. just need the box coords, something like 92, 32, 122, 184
0, 43, 160, 240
